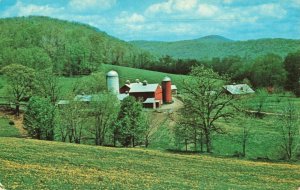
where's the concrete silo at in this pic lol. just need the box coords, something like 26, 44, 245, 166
162, 76, 172, 104
106, 70, 119, 94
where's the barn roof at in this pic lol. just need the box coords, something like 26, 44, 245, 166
126, 83, 160, 93
117, 93, 129, 101
223, 84, 255, 95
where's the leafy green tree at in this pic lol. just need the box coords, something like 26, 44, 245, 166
250, 54, 286, 88
174, 104, 204, 152
1, 64, 35, 116
24, 96, 55, 140
90, 93, 120, 146
284, 51, 300, 96
35, 68, 61, 104
57, 100, 87, 144
182, 66, 234, 153
73, 71, 106, 95
115, 96, 146, 147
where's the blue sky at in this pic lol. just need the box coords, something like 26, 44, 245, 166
0, 0, 299, 41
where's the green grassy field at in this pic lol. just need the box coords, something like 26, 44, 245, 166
100, 64, 186, 89
0, 117, 21, 138
0, 137, 299, 190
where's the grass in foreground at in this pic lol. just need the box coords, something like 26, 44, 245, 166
0, 138, 299, 190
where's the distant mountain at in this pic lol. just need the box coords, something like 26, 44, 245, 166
194, 35, 233, 42
130, 36, 300, 60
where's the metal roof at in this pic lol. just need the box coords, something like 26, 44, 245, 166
74, 95, 92, 102
57, 100, 70, 105
127, 83, 160, 93
162, 76, 171, 82
106, 70, 118, 77
171, 85, 177, 90
223, 84, 255, 95
117, 93, 129, 101
143, 98, 160, 104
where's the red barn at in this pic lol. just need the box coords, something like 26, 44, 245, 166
119, 80, 163, 108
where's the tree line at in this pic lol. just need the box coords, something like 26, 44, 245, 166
134, 51, 300, 96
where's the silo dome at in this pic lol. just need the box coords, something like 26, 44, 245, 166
106, 70, 119, 77
162, 76, 171, 82
106, 70, 119, 94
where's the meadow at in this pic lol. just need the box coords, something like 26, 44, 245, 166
0, 136, 299, 190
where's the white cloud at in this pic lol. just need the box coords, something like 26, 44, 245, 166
174, 0, 197, 11
69, 0, 116, 11
255, 3, 287, 19
197, 4, 219, 17
2, 1, 63, 17
146, 0, 173, 14
146, 0, 197, 15
115, 12, 145, 24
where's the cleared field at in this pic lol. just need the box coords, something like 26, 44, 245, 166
100, 64, 186, 89
0, 137, 299, 190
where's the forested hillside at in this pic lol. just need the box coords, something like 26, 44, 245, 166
0, 16, 149, 76
130, 36, 300, 60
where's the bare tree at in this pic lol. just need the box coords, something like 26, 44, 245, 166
278, 100, 299, 160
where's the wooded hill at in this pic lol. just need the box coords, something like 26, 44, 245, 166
130, 35, 300, 60
0, 16, 148, 76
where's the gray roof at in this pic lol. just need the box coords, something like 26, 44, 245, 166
106, 70, 118, 77
171, 85, 177, 90
57, 100, 70, 105
126, 83, 160, 93
223, 84, 255, 95
143, 98, 159, 104
74, 95, 92, 102
117, 93, 129, 101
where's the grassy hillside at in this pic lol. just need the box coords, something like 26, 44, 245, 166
101, 64, 186, 89
0, 137, 299, 190
130, 36, 300, 60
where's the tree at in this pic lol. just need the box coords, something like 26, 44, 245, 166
73, 71, 106, 95
278, 100, 299, 160
58, 100, 87, 144
115, 96, 146, 147
174, 105, 204, 152
253, 89, 268, 117
1, 64, 35, 116
182, 66, 235, 153
24, 96, 55, 140
90, 93, 120, 146
284, 51, 300, 96
250, 54, 286, 88
35, 69, 61, 105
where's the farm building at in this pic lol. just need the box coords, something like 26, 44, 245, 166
116, 73, 174, 109
119, 80, 163, 108
171, 85, 177, 95
223, 84, 255, 95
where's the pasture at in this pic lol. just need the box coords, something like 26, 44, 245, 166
0, 137, 299, 190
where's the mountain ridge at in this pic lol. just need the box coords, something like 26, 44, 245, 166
130, 36, 300, 60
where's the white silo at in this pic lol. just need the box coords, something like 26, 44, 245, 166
106, 70, 119, 94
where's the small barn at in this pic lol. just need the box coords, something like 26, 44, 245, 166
171, 85, 177, 95
223, 84, 255, 95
